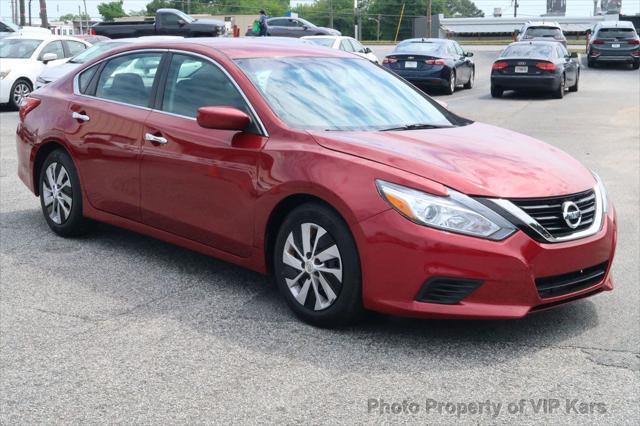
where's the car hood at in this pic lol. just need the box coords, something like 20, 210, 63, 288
0, 57, 35, 72
39, 62, 79, 81
309, 122, 595, 198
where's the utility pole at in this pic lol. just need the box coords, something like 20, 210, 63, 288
427, 0, 432, 38
19, 0, 26, 26
78, 5, 83, 35
11, 0, 16, 25
329, 0, 333, 28
84, 0, 89, 34
593, 0, 598, 15
513, 0, 519, 18
187, 0, 191, 14
377, 14, 381, 41
354, 0, 358, 40
28, 0, 32, 26
39, 0, 48, 28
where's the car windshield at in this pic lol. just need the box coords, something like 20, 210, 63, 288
305, 38, 334, 47
596, 28, 637, 39
394, 42, 443, 54
502, 44, 555, 58
524, 27, 563, 38
0, 38, 41, 58
1, 21, 20, 32
235, 57, 457, 131
68, 41, 129, 63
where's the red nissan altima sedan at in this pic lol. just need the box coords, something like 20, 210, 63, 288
16, 38, 616, 326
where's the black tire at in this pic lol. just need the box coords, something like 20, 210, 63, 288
633, 61, 640, 70
569, 72, 579, 92
463, 68, 474, 89
490, 85, 503, 98
587, 57, 595, 68
9, 78, 32, 110
38, 149, 93, 237
444, 70, 456, 95
273, 202, 363, 327
552, 75, 565, 99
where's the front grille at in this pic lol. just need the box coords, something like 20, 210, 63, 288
510, 189, 597, 238
416, 278, 483, 304
535, 262, 608, 299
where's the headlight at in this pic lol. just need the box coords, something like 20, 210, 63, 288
0, 70, 10, 79
593, 172, 608, 213
376, 180, 516, 240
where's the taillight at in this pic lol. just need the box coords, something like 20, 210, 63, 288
535, 62, 556, 71
425, 59, 445, 65
382, 57, 397, 64
88, 28, 96, 35
492, 61, 508, 70
19, 97, 41, 122
628, 39, 640, 45
592, 39, 605, 45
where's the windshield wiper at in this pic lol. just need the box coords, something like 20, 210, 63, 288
379, 123, 453, 131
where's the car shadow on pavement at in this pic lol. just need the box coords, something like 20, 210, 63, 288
1, 208, 602, 369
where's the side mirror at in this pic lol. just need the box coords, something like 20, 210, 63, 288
197, 106, 250, 131
363, 47, 372, 53
570, 52, 578, 59
464, 51, 474, 57
41, 52, 58, 63
177, 19, 186, 26
302, 25, 308, 30
435, 99, 448, 109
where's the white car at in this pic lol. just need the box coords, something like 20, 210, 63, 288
36, 36, 185, 90
301, 36, 379, 63
0, 35, 91, 108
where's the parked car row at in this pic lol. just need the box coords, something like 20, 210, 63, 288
14, 37, 617, 327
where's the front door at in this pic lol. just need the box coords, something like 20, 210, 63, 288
66, 51, 163, 221
140, 53, 266, 257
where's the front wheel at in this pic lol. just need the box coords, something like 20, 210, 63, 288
569, 72, 579, 92
39, 149, 93, 237
9, 79, 31, 110
273, 203, 363, 327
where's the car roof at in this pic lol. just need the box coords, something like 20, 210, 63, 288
596, 21, 635, 29
399, 38, 449, 44
525, 21, 561, 28
508, 40, 563, 46
3, 34, 86, 42
104, 37, 355, 60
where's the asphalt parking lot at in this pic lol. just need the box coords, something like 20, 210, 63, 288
0, 46, 638, 424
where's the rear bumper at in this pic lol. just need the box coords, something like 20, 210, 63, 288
356, 205, 617, 319
491, 74, 561, 90
385, 66, 450, 87
589, 50, 639, 62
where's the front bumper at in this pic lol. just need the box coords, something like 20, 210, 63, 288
356, 205, 617, 319
491, 74, 561, 90
0, 78, 13, 104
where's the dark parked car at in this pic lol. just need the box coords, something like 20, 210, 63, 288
246, 17, 340, 38
515, 21, 567, 47
382, 38, 474, 95
90, 8, 224, 39
587, 21, 640, 69
491, 41, 579, 99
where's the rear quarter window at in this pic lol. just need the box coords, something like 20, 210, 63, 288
78, 65, 98, 94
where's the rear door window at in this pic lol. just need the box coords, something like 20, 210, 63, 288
340, 39, 354, 52
94, 52, 163, 107
65, 40, 87, 57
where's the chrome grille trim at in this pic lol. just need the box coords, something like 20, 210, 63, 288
487, 184, 604, 243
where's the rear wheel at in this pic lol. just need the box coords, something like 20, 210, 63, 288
633, 61, 640, 70
490, 85, 503, 98
273, 202, 363, 327
569, 71, 579, 92
39, 149, 93, 237
9, 79, 31, 110
463, 69, 474, 89
445, 70, 456, 95
587, 57, 595, 68
552, 74, 565, 99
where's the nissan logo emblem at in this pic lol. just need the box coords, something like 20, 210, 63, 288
562, 201, 582, 229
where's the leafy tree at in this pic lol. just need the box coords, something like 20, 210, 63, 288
97, 1, 127, 22
59, 12, 91, 22
446, 0, 484, 17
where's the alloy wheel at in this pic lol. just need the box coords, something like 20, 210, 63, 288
42, 162, 73, 224
282, 222, 343, 311
12, 82, 31, 106
449, 72, 456, 93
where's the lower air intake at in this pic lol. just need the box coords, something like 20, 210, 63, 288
416, 278, 483, 305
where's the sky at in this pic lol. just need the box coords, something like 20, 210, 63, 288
1, 0, 639, 24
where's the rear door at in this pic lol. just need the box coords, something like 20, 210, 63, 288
140, 52, 266, 256
266, 19, 288, 37
65, 51, 164, 221
556, 44, 577, 85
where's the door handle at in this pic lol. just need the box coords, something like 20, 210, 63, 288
144, 133, 168, 144
71, 111, 90, 122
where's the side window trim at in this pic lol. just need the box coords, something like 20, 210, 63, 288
150, 52, 172, 110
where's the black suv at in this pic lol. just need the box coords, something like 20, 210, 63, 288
587, 21, 640, 69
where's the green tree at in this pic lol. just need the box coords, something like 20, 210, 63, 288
59, 12, 91, 22
98, 1, 127, 22
446, 0, 484, 17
